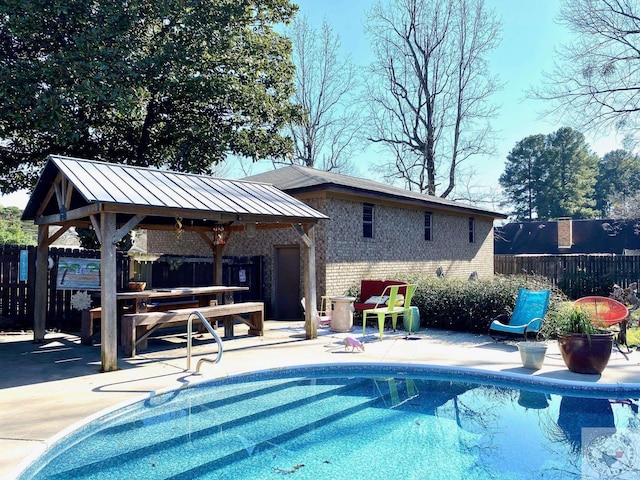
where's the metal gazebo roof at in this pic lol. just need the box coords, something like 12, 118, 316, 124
23, 156, 328, 228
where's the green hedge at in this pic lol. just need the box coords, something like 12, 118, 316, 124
347, 274, 568, 337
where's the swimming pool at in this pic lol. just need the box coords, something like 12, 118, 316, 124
17, 364, 640, 479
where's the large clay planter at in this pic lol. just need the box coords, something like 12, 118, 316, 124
557, 332, 614, 375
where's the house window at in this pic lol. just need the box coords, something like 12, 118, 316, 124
468, 217, 475, 243
363, 203, 374, 238
424, 212, 432, 241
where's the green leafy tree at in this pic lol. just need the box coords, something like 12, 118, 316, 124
0, 0, 301, 193
499, 134, 546, 221
500, 127, 598, 220
594, 149, 640, 217
0, 206, 37, 245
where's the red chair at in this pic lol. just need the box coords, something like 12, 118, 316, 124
574, 296, 630, 352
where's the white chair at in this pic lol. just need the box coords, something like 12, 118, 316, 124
301, 297, 332, 328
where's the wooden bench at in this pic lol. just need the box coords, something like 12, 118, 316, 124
81, 306, 130, 346
121, 302, 264, 357
80, 299, 204, 346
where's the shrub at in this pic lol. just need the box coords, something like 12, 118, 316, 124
626, 326, 640, 348
347, 274, 567, 335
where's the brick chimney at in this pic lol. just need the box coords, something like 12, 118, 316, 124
557, 217, 572, 249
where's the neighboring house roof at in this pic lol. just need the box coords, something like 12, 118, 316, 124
50, 226, 81, 248
244, 165, 507, 219
22, 156, 328, 226
495, 219, 640, 255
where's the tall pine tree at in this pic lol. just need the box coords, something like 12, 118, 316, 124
594, 150, 640, 217
536, 127, 597, 220
499, 134, 545, 221
500, 127, 598, 220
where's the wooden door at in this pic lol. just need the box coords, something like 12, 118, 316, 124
274, 245, 300, 320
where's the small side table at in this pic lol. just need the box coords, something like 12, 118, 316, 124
330, 296, 356, 332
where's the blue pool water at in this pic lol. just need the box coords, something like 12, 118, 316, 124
18, 365, 640, 480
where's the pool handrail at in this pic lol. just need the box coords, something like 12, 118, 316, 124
186, 310, 223, 372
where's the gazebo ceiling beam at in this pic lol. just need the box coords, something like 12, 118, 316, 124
45, 224, 71, 247
36, 173, 61, 217
36, 215, 318, 236
35, 203, 100, 225
113, 214, 145, 245
100, 203, 223, 223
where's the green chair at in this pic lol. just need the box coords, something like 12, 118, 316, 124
363, 284, 417, 340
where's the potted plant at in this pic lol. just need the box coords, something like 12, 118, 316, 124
556, 306, 614, 375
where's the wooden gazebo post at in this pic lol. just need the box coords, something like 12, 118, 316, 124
295, 223, 317, 340
214, 241, 225, 304
33, 225, 50, 342
198, 227, 229, 305
100, 211, 119, 372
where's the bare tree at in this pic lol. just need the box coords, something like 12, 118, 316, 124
281, 15, 361, 172
534, 0, 640, 143
607, 191, 640, 217
365, 0, 501, 197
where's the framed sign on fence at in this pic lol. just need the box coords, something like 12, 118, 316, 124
56, 257, 101, 290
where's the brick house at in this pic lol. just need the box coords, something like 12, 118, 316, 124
146, 166, 506, 319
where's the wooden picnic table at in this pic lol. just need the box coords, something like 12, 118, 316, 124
116, 285, 249, 313
81, 285, 249, 345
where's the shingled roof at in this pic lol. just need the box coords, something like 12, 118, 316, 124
244, 165, 506, 219
495, 219, 640, 255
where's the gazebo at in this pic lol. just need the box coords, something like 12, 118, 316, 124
22, 155, 328, 371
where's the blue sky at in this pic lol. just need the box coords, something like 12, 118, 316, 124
0, 0, 623, 209
287, 0, 623, 198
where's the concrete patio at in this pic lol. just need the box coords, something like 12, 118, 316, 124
2, 321, 640, 479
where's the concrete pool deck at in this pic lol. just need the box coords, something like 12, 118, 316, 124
2, 320, 640, 479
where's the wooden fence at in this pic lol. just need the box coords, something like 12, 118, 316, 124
0, 245, 129, 331
1, 246, 264, 332
495, 254, 640, 298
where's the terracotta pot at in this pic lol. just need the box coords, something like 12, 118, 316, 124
128, 281, 146, 292
557, 332, 614, 375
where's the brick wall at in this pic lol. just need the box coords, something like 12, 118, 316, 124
146, 194, 496, 308
146, 230, 211, 256
322, 197, 495, 295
